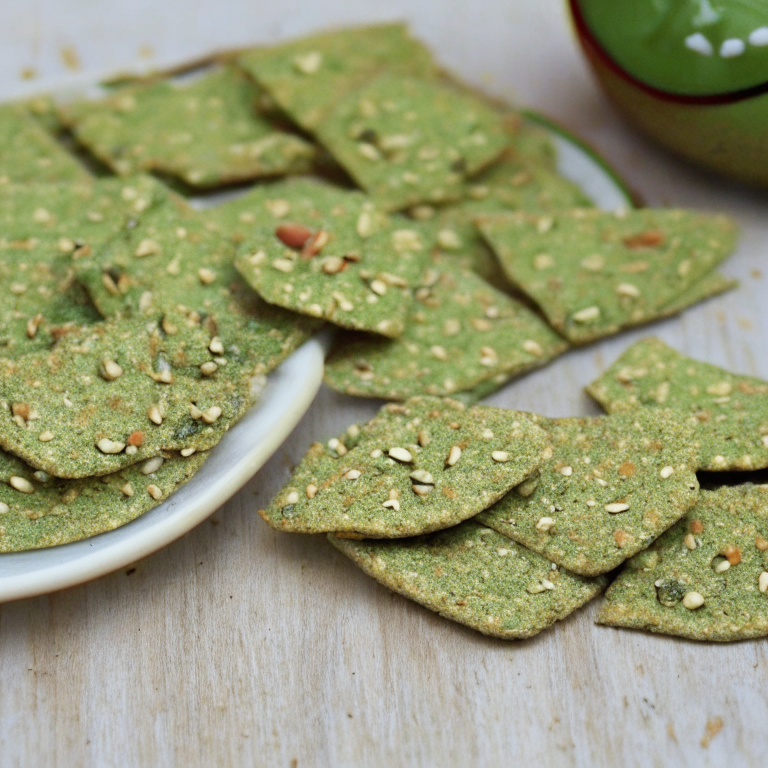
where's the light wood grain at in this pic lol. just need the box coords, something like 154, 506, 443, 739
2, 1, 768, 766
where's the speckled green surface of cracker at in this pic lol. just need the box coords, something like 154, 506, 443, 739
0, 316, 250, 478
75, 195, 320, 376
598, 484, 768, 641
587, 337, 768, 471
477, 208, 737, 344
655, 271, 737, 319
0, 449, 206, 552
238, 23, 438, 131
0, 103, 90, 183
330, 520, 606, 639
316, 74, 510, 212
0, 176, 166, 357
259, 396, 548, 538
60, 66, 315, 188
406, 149, 592, 282
324, 266, 567, 400
478, 410, 700, 576
219, 178, 421, 337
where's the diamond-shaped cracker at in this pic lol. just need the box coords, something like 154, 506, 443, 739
477, 208, 737, 344
315, 74, 510, 212
259, 397, 548, 538
587, 337, 768, 471
324, 265, 567, 400
0, 316, 251, 478
73, 194, 320, 377
0, 447, 206, 552
598, 484, 768, 641
478, 410, 700, 576
215, 178, 422, 337
238, 23, 438, 131
0, 176, 165, 357
330, 520, 607, 639
0, 103, 90, 183
59, 66, 316, 188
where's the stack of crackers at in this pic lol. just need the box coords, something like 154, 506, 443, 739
1, 23, 759, 642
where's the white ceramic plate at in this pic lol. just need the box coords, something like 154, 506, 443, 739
0, 103, 630, 603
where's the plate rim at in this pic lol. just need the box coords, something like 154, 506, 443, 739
0, 333, 329, 603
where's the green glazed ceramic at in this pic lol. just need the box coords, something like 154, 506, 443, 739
571, 0, 768, 187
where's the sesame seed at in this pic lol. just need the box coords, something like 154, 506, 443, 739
125, 445, 138, 455
559, 465, 573, 476
134, 238, 161, 258
446, 445, 462, 467
286, 491, 299, 505
382, 499, 400, 511
196, 267, 216, 285
760, 572, 768, 593
356, 211, 374, 238
147, 484, 163, 500
713, 559, 730, 573
293, 50, 322, 74
410, 469, 434, 485
344, 469, 361, 480
615, 282, 641, 298
706, 381, 732, 397
321, 256, 346, 274
100, 359, 124, 381
332, 291, 354, 312
412, 484, 433, 496
370, 279, 387, 295
306, 484, 318, 499
586, 500, 596, 507
208, 336, 225, 356
272, 258, 294, 273
492, 451, 510, 462
26, 313, 43, 339
200, 361, 219, 376
121, 482, 134, 497
38, 431, 54, 442
536, 517, 554, 532
573, 306, 600, 323
660, 466, 674, 479
682, 592, 705, 610
388, 447, 413, 463
0, 503, 8, 514
202, 406, 222, 424
370, 449, 383, 459
147, 405, 163, 425
9, 476, 34, 493
180, 448, 196, 457
430, 345, 448, 361
684, 533, 697, 550
541, 579, 556, 590
605, 502, 629, 514
141, 457, 164, 475
436, 229, 461, 250
97, 438, 125, 454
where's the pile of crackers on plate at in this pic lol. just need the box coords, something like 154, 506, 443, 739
1, 24, 764, 643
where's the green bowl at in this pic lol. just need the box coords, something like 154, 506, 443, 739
570, 0, 768, 187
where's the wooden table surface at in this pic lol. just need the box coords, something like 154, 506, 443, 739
2, 1, 768, 766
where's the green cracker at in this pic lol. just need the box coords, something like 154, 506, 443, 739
657, 271, 737, 317
259, 397, 548, 538
407, 151, 593, 281
477, 208, 737, 344
0, 176, 165, 357
238, 23, 438, 131
323, 266, 568, 400
478, 410, 700, 576
216, 178, 420, 337
60, 66, 316, 188
329, 521, 607, 639
598, 484, 768, 642
315, 74, 510, 212
74, 195, 320, 377
0, 103, 90, 183
587, 337, 768, 471
0, 447, 206, 552
0, 316, 251, 478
